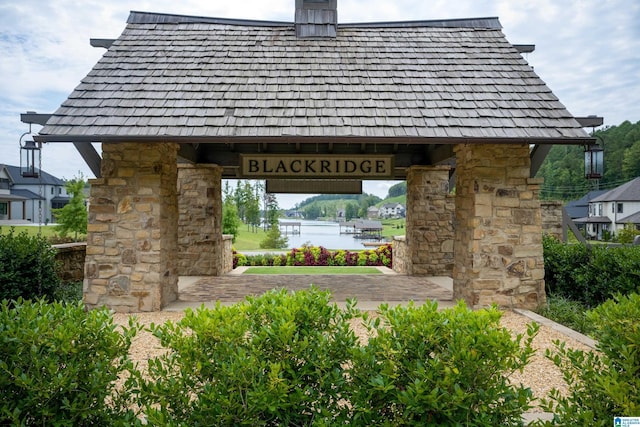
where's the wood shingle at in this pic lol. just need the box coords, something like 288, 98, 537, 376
39, 11, 589, 144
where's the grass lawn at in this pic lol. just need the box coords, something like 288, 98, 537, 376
0, 225, 61, 238
242, 266, 383, 275
381, 218, 405, 239
233, 226, 269, 251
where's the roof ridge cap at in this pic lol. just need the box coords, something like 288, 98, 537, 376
126, 11, 501, 29
341, 16, 501, 29
127, 11, 291, 27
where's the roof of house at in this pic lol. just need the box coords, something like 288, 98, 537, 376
10, 189, 44, 200
591, 177, 640, 203
618, 211, 640, 224
0, 193, 27, 201
38, 11, 589, 144
574, 216, 612, 224
0, 165, 66, 187
565, 189, 608, 218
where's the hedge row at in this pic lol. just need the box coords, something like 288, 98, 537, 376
234, 243, 393, 269
543, 235, 640, 307
2, 289, 537, 426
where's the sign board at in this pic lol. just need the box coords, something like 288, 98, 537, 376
240, 154, 394, 179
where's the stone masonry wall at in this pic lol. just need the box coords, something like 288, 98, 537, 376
391, 236, 409, 274
405, 165, 455, 275
177, 164, 223, 276
541, 200, 563, 241
453, 143, 546, 309
54, 242, 86, 283
84, 142, 179, 312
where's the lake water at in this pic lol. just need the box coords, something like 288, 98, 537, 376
278, 220, 387, 250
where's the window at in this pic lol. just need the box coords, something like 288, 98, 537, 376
0, 202, 7, 215
617, 203, 623, 214
57, 187, 62, 195
51, 187, 54, 195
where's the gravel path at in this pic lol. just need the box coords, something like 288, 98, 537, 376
113, 308, 594, 410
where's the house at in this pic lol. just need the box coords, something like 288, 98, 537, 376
380, 203, 405, 219
565, 189, 607, 220
576, 177, 640, 239
367, 206, 380, 219
0, 164, 70, 224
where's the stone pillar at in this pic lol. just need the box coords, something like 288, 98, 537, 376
84, 142, 179, 312
453, 143, 546, 309
405, 165, 455, 275
177, 164, 223, 276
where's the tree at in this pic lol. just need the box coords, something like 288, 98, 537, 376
387, 181, 407, 198
622, 141, 640, 180
260, 193, 288, 249
304, 204, 322, 220
536, 120, 640, 200
345, 202, 359, 221
52, 174, 87, 241
245, 184, 261, 232
222, 183, 241, 242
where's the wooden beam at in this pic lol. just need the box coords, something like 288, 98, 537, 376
177, 143, 198, 163
72, 142, 102, 178
562, 208, 588, 245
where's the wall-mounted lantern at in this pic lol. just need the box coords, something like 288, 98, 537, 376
584, 142, 604, 180
19, 133, 41, 178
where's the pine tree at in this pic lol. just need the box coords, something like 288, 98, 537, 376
222, 182, 241, 242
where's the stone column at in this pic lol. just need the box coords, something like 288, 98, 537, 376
405, 165, 455, 275
84, 142, 179, 312
453, 143, 546, 309
177, 164, 223, 276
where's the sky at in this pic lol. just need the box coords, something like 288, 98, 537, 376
1, 0, 639, 209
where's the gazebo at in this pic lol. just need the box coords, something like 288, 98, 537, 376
33, 0, 593, 311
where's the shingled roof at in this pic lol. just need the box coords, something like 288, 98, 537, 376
39, 11, 590, 144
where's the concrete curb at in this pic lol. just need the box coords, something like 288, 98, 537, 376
513, 308, 597, 350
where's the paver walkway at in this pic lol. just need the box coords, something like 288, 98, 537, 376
165, 270, 454, 311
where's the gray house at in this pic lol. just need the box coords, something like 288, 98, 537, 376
576, 177, 640, 239
0, 164, 69, 224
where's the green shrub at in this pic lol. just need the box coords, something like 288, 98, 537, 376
615, 223, 640, 244
349, 300, 538, 426
140, 287, 359, 425
0, 228, 61, 301
53, 280, 84, 303
540, 293, 640, 425
535, 294, 593, 336
0, 299, 141, 425
233, 251, 247, 268
259, 225, 288, 249
543, 235, 640, 306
